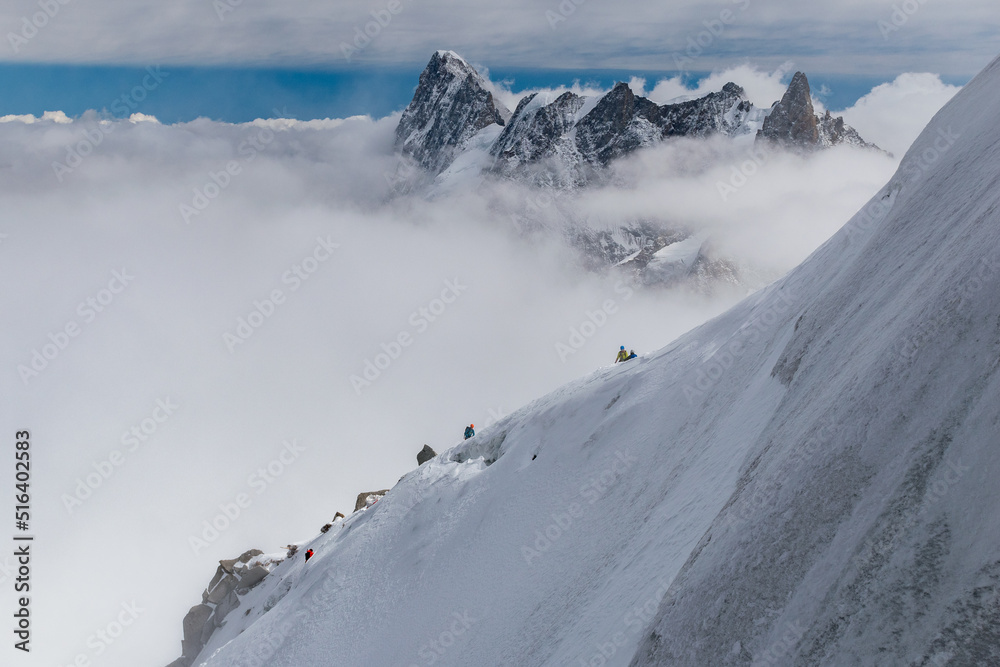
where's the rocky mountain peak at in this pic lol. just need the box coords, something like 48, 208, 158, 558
756, 71, 820, 149
756, 71, 879, 152
393, 53, 881, 186
721, 81, 744, 95
394, 51, 511, 174
575, 82, 663, 166
489, 90, 586, 184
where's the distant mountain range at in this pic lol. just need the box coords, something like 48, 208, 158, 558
395, 51, 880, 188
391, 51, 881, 293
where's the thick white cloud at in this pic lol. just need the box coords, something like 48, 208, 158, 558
635, 63, 793, 107
838, 73, 962, 157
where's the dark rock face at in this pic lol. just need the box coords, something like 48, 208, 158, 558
487, 80, 753, 184
355, 489, 391, 512
395, 50, 510, 174
817, 110, 879, 150
395, 54, 881, 185
490, 91, 587, 183
575, 83, 665, 167
756, 72, 878, 151
660, 82, 753, 138
756, 72, 819, 149
417, 444, 437, 465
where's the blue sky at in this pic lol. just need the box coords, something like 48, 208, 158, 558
0, 0, 996, 122
0, 62, 968, 123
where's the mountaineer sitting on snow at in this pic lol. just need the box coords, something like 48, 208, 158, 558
615, 346, 639, 363
464, 424, 475, 439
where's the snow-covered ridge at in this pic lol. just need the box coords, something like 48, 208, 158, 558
175, 51, 1000, 666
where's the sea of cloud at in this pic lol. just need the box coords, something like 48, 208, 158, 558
0, 66, 954, 666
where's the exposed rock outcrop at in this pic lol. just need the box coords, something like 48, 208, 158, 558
397, 53, 882, 187
574, 82, 665, 167
417, 444, 437, 465
488, 79, 756, 185
489, 91, 588, 185
756, 71, 878, 151
355, 489, 391, 512
165, 549, 277, 667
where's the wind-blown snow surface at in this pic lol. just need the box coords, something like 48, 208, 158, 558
195, 56, 1000, 667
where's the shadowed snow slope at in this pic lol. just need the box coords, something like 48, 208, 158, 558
194, 54, 1000, 667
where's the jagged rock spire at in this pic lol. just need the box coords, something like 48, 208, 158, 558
756, 72, 820, 149
757, 72, 879, 151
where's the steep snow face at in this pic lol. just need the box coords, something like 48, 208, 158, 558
633, 53, 1000, 666
194, 54, 1000, 667
395, 51, 511, 174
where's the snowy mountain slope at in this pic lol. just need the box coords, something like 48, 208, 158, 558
633, 53, 1000, 667
190, 53, 1000, 667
